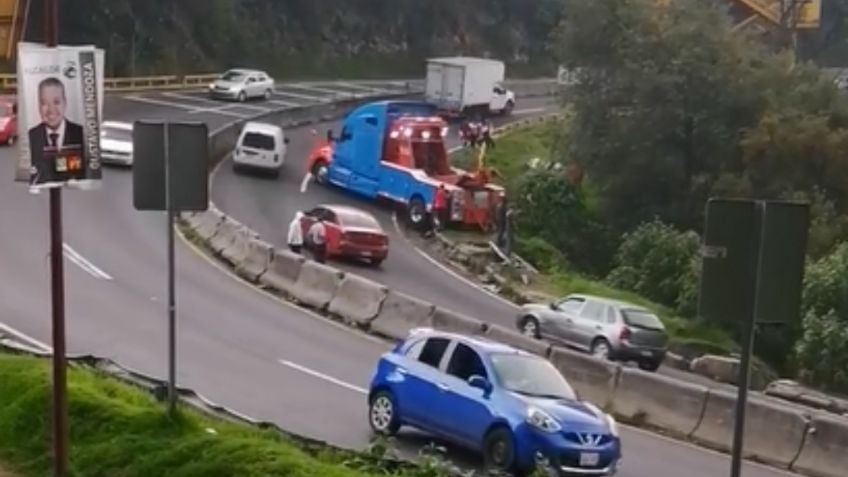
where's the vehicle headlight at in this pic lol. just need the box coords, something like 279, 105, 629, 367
605, 413, 619, 438
526, 407, 561, 433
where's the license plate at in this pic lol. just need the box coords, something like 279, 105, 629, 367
641, 350, 653, 357
579, 452, 599, 467
361, 251, 372, 256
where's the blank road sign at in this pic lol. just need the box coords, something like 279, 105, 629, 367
132, 121, 209, 212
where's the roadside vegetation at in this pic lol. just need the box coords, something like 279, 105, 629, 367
0, 353, 466, 477
454, 0, 848, 394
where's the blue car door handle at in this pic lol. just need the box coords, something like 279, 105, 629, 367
437, 382, 449, 392
396, 367, 408, 375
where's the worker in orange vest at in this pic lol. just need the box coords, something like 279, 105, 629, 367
432, 184, 448, 232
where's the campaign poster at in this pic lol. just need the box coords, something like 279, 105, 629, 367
15, 42, 105, 189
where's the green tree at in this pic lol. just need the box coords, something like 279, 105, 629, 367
606, 218, 700, 313
513, 169, 611, 275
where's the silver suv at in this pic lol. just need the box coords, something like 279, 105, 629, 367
516, 294, 668, 371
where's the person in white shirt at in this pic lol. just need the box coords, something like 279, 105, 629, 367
307, 219, 327, 263
287, 211, 304, 254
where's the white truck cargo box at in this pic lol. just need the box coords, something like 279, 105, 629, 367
425, 57, 514, 115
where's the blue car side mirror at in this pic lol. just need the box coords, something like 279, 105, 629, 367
468, 375, 491, 393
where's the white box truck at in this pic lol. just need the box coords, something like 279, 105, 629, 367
425, 57, 515, 117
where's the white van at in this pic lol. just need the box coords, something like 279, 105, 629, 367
232, 121, 288, 177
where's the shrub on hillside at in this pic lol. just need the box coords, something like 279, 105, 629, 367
513, 169, 611, 274
606, 218, 700, 313
794, 242, 848, 391
515, 236, 568, 273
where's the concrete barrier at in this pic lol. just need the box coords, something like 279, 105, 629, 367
327, 274, 388, 326
548, 347, 620, 409
193, 209, 225, 241
287, 260, 344, 310
611, 367, 708, 438
483, 324, 550, 357
793, 413, 848, 477
690, 389, 810, 468
432, 307, 486, 335
260, 250, 305, 296
235, 239, 274, 282
209, 217, 242, 254
369, 290, 436, 340
221, 226, 257, 266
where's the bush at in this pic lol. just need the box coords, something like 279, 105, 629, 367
801, 241, 848, 319
513, 169, 611, 274
514, 236, 568, 273
606, 218, 700, 314
795, 309, 848, 393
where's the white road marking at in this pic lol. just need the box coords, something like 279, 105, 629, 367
289, 83, 353, 98
187, 107, 251, 119
0, 322, 52, 352
277, 359, 368, 394
513, 107, 547, 115
62, 243, 113, 280
273, 89, 329, 103
299, 173, 312, 193
124, 94, 202, 112
270, 99, 300, 108
332, 82, 391, 94
162, 91, 222, 106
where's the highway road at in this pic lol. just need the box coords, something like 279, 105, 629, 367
0, 83, 798, 477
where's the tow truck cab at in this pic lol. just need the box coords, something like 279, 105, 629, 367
307, 100, 504, 230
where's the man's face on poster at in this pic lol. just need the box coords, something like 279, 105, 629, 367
39, 84, 66, 130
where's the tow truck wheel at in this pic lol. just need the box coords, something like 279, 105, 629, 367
311, 160, 329, 185
407, 196, 427, 230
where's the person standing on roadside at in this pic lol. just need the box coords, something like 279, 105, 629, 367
307, 219, 328, 263
432, 183, 448, 232
287, 211, 304, 254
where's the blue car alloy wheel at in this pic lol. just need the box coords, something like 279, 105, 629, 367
368, 390, 400, 435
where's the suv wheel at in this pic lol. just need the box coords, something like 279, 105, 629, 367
591, 338, 611, 361
519, 316, 540, 339
483, 427, 516, 473
638, 360, 661, 372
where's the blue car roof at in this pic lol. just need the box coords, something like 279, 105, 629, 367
403, 327, 531, 356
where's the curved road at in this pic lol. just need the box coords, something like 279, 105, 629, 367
0, 84, 796, 477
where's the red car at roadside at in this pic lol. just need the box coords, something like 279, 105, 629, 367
300, 204, 389, 266
0, 96, 17, 146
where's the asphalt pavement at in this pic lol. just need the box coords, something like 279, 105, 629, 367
0, 85, 799, 477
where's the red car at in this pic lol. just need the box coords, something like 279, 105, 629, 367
0, 97, 17, 146
300, 204, 389, 266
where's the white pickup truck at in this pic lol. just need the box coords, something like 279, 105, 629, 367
425, 56, 515, 117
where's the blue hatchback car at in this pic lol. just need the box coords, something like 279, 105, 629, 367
367, 328, 622, 476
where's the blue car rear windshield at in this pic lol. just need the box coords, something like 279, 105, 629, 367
490, 353, 576, 400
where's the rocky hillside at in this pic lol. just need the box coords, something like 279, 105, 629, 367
19, 0, 566, 78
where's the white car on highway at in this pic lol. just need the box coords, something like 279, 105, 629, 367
100, 121, 134, 166
208, 68, 275, 102
232, 121, 288, 178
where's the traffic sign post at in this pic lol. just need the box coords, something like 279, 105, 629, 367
697, 198, 809, 477
132, 121, 208, 416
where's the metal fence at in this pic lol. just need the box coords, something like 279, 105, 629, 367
0, 72, 221, 92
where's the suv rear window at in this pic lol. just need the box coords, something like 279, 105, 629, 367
242, 132, 275, 150
622, 309, 664, 330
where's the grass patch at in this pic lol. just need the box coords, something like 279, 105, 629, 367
453, 119, 564, 191
0, 353, 434, 477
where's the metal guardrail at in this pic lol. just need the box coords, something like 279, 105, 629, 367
0, 72, 221, 92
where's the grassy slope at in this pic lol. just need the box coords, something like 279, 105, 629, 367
0, 353, 396, 477
450, 122, 737, 356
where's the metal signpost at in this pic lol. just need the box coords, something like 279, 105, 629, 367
12, 1, 105, 475
132, 120, 209, 416
697, 198, 809, 477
